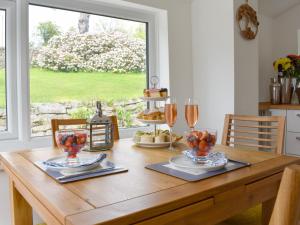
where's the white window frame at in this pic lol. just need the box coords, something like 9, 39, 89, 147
0, 0, 18, 140
0, 0, 169, 150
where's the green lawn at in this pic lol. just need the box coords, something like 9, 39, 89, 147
0, 68, 146, 107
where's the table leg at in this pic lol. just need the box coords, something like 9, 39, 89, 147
9, 178, 33, 225
262, 198, 276, 225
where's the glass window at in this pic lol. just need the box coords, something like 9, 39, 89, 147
29, 5, 148, 137
0, 10, 6, 132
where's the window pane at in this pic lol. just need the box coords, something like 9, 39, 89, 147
29, 5, 147, 137
0, 10, 6, 132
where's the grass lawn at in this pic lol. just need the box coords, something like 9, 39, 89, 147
0, 68, 146, 107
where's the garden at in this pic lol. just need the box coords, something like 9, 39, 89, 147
0, 10, 148, 136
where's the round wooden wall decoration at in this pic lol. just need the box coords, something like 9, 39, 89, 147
236, 0, 259, 40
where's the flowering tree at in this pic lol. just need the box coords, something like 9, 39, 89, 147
32, 31, 146, 73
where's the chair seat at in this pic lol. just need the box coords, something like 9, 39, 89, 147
218, 205, 261, 225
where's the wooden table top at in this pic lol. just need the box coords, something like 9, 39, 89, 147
1, 139, 300, 225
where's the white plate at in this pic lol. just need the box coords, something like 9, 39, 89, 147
135, 142, 171, 148
137, 118, 166, 124
44, 155, 102, 173
141, 96, 169, 101
169, 154, 228, 171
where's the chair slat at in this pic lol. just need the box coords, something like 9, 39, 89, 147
228, 129, 277, 136
227, 141, 275, 149
229, 123, 279, 129
222, 114, 285, 154
227, 135, 274, 142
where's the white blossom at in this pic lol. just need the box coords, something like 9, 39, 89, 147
32, 31, 146, 73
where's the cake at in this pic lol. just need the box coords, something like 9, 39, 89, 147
154, 133, 167, 143
134, 130, 182, 145
159, 88, 168, 97
140, 135, 154, 143
137, 108, 165, 121
143, 88, 168, 98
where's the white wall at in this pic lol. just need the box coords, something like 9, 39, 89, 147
234, 0, 259, 115
258, 14, 274, 102
126, 0, 194, 133
191, 0, 235, 138
272, 4, 300, 59
192, 0, 259, 137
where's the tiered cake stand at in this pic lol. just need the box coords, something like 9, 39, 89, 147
135, 96, 169, 148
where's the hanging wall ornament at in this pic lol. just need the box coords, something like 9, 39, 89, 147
236, 0, 259, 40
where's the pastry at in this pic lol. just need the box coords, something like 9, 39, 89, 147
149, 89, 161, 98
143, 89, 150, 97
140, 135, 154, 143
154, 133, 166, 143
143, 88, 168, 98
138, 109, 165, 121
159, 88, 168, 97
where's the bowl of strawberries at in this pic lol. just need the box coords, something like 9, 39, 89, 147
55, 129, 88, 165
185, 129, 217, 162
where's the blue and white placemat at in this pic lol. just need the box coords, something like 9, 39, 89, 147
35, 160, 128, 184
146, 159, 250, 182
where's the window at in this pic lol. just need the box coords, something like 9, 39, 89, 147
29, 4, 148, 137
0, 0, 167, 146
0, 0, 17, 141
0, 10, 6, 132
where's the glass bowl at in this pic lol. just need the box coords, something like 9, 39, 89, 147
185, 129, 217, 159
55, 129, 88, 165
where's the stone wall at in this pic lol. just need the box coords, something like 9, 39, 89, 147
31, 99, 145, 137
0, 99, 145, 136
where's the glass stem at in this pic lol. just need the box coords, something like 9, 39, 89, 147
169, 127, 173, 150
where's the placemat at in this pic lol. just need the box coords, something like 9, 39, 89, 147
35, 161, 128, 184
146, 159, 250, 182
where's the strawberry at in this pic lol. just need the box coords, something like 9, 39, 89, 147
201, 131, 209, 141
199, 140, 208, 151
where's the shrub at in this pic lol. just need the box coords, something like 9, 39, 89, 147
32, 31, 146, 73
70, 107, 94, 119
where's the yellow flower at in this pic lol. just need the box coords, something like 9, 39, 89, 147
274, 58, 292, 72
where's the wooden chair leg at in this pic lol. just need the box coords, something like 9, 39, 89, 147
9, 178, 33, 225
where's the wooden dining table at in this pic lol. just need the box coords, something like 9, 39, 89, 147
1, 138, 300, 225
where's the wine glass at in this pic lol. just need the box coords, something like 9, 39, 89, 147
165, 98, 177, 150
185, 98, 199, 131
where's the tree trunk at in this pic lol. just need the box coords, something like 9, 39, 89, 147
78, 13, 90, 34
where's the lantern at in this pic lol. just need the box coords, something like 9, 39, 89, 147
87, 101, 114, 151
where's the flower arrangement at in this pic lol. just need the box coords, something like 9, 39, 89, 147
274, 55, 300, 79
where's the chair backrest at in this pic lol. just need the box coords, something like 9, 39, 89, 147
269, 164, 300, 225
51, 116, 120, 147
221, 114, 285, 154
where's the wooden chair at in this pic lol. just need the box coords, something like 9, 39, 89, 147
222, 114, 286, 154
51, 116, 119, 147
219, 165, 300, 225
269, 164, 300, 225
